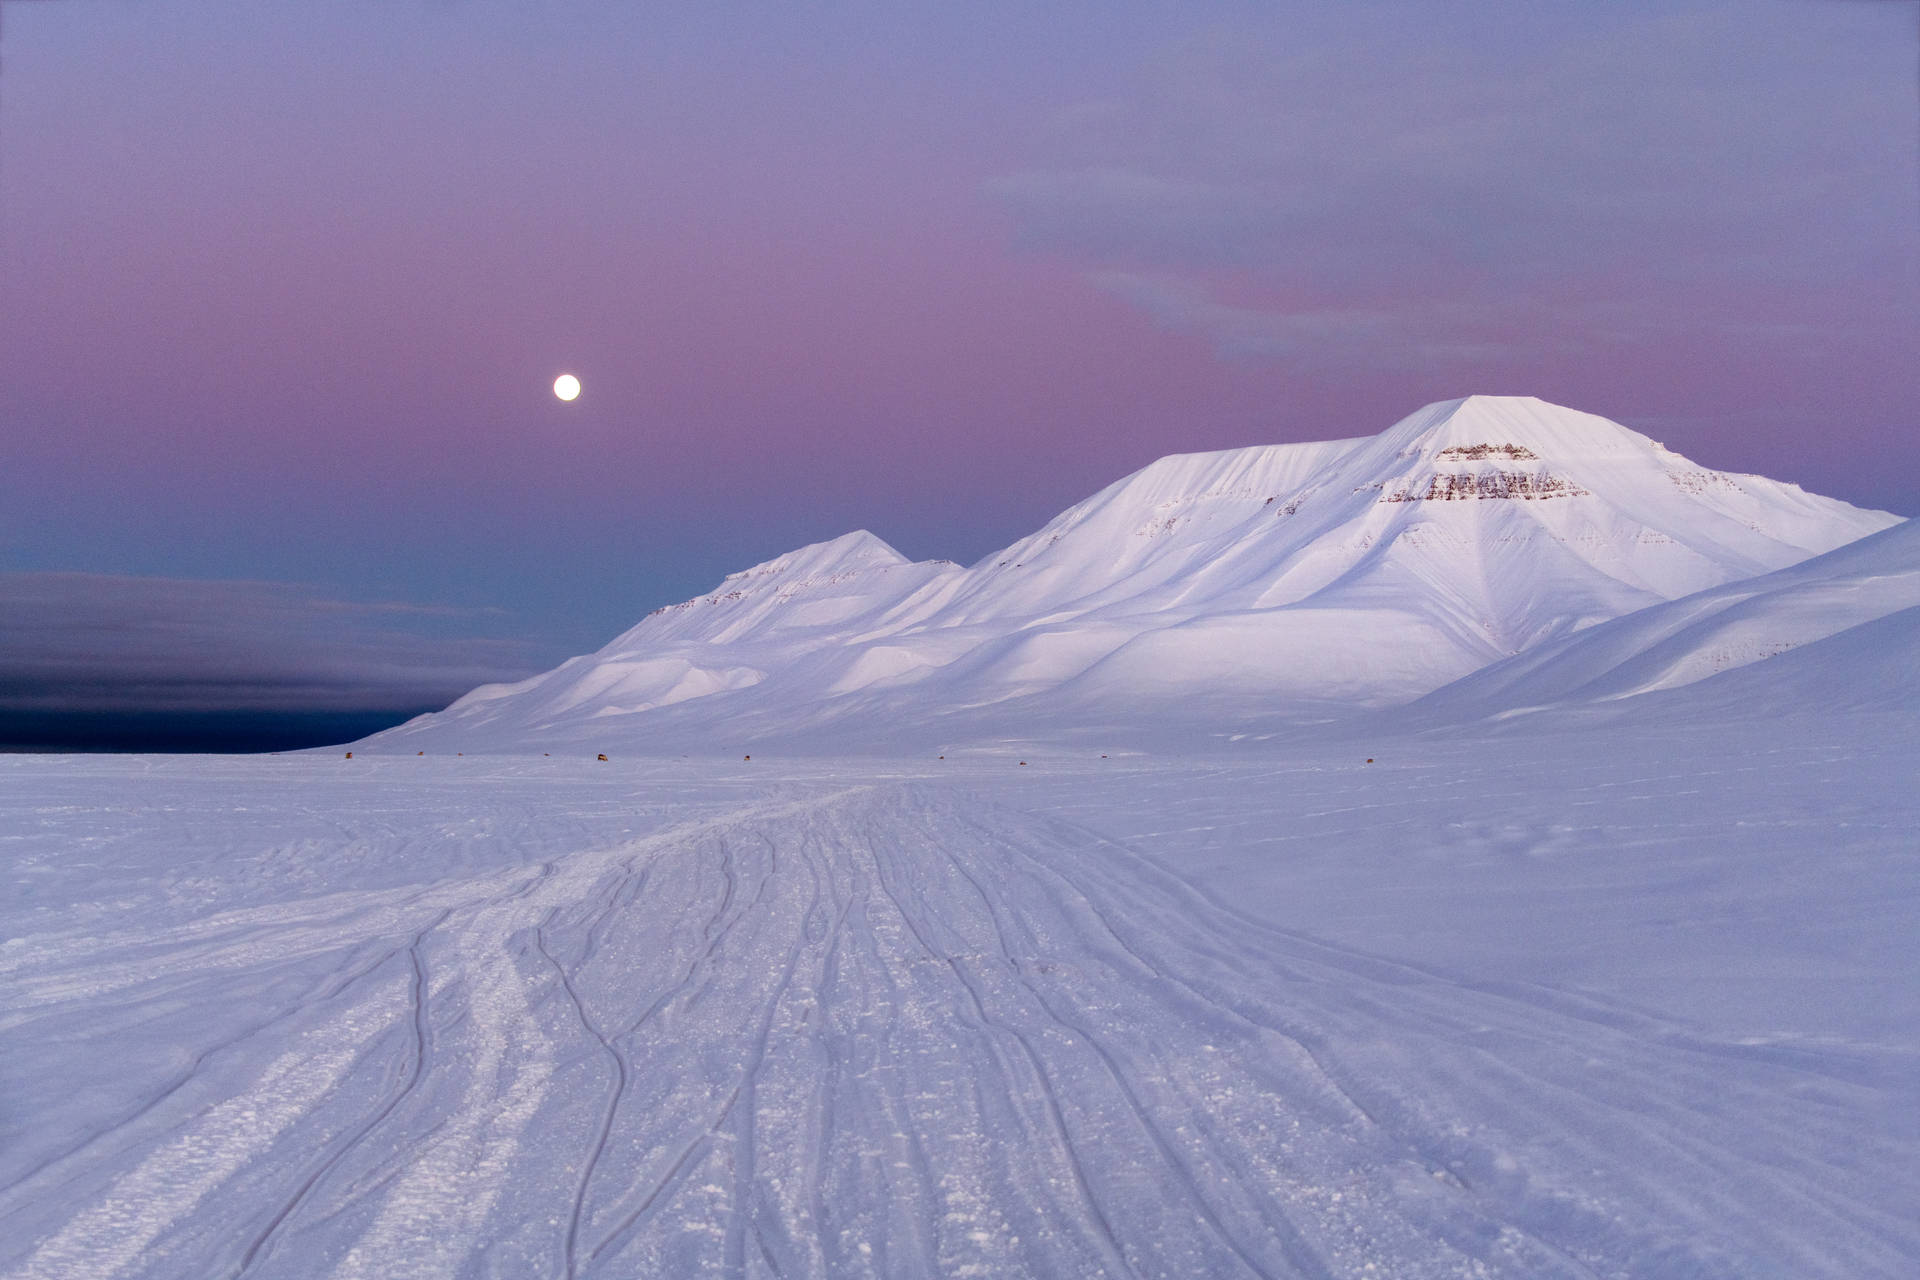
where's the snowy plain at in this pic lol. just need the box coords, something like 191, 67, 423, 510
3, 709, 1916, 1279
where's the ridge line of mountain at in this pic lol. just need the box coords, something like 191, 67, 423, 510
364, 394, 1903, 753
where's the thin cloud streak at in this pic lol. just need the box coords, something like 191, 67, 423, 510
991, 2, 1919, 365
1091, 272, 1524, 366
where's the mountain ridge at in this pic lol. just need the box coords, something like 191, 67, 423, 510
1407, 513, 1920, 725
370, 395, 1900, 752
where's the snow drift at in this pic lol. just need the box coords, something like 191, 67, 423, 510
1410, 513, 1920, 724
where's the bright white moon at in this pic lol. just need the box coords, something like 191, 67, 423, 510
553, 373, 581, 402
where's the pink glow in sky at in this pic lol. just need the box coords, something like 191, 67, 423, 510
2, 0, 1916, 681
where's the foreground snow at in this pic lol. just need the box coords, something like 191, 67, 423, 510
4, 713, 1916, 1278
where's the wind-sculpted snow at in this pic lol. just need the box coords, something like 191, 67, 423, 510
4, 730, 1915, 1278
1411, 515, 1920, 723
367, 396, 1897, 755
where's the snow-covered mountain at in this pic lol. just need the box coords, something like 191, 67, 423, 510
1410, 513, 1920, 724
369, 395, 1899, 752
430, 530, 961, 736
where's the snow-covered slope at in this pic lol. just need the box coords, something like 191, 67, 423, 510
429, 531, 963, 734
369, 396, 1898, 752
1411, 515, 1920, 723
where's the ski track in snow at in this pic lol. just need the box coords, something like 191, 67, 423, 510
1, 755, 1915, 1279
5, 986, 407, 1280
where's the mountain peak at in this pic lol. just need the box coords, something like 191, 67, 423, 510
719, 530, 909, 585
1383, 395, 1655, 461
545, 527, 957, 667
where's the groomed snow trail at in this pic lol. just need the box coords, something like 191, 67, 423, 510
2, 757, 1914, 1278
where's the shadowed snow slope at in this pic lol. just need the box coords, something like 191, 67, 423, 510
367, 396, 1897, 753
1408, 515, 1920, 724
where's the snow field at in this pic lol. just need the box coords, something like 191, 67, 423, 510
1, 721, 1914, 1278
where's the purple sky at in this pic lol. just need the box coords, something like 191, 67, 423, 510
2, 0, 1917, 711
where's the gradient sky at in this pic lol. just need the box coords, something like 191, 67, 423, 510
2, 0, 1917, 715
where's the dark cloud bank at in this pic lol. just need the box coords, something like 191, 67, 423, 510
0, 574, 549, 751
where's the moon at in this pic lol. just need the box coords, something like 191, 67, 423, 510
553, 373, 581, 402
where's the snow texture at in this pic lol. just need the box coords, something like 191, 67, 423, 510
1409, 514, 1920, 724
2, 717, 1916, 1278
